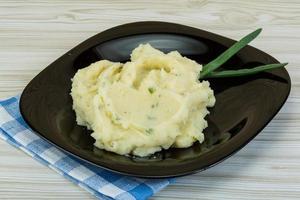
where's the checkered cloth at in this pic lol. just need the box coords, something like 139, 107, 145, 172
0, 96, 174, 200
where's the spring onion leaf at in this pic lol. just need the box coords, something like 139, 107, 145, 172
200, 28, 262, 79
203, 63, 288, 78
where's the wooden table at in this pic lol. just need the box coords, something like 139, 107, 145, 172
0, 1, 299, 199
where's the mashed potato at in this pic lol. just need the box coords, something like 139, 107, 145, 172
71, 44, 215, 157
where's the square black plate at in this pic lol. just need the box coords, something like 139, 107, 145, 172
20, 22, 291, 178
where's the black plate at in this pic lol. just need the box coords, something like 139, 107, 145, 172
20, 22, 291, 178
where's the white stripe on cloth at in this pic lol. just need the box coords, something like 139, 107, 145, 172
0, 106, 14, 125
98, 183, 125, 198
13, 129, 39, 146
68, 165, 96, 182
40, 147, 67, 164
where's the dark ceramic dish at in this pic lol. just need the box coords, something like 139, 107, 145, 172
20, 22, 291, 178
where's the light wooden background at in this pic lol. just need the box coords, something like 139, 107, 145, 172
0, 0, 299, 199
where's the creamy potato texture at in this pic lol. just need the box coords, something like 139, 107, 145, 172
71, 44, 215, 157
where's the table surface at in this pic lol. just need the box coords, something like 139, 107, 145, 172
0, 0, 299, 199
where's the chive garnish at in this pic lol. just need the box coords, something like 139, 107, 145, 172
200, 28, 262, 79
199, 28, 287, 79
147, 115, 156, 120
145, 128, 154, 134
205, 63, 288, 78
151, 102, 159, 108
148, 87, 155, 94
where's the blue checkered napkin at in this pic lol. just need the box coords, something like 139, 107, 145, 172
0, 96, 174, 200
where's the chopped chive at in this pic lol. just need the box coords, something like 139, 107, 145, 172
147, 115, 156, 120
145, 128, 154, 134
148, 87, 155, 94
200, 28, 262, 79
151, 102, 159, 108
204, 63, 288, 78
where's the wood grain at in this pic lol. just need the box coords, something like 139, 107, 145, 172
0, 0, 299, 199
